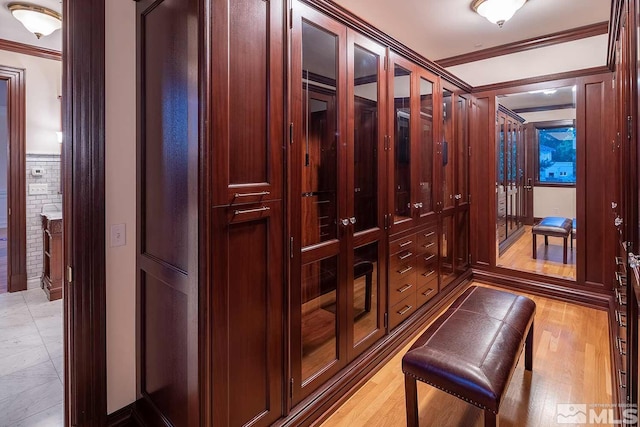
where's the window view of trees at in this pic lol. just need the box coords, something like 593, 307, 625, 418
538, 126, 576, 184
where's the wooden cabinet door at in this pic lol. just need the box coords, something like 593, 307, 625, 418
415, 68, 438, 224
136, 0, 200, 424
290, 1, 348, 403
211, 0, 284, 207
212, 202, 284, 427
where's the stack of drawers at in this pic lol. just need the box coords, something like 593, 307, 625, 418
388, 224, 439, 329
614, 254, 627, 391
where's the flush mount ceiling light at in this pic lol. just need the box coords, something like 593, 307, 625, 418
8, 3, 62, 39
471, 0, 527, 28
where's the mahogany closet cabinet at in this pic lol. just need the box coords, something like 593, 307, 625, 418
134, 0, 472, 426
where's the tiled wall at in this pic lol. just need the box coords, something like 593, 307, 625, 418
26, 154, 62, 283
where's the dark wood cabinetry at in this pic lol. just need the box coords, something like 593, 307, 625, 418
40, 215, 62, 301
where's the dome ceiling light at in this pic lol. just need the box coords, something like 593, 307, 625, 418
8, 3, 62, 39
471, 0, 527, 28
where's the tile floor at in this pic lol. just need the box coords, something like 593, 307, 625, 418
0, 288, 63, 427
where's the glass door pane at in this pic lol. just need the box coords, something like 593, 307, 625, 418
353, 44, 378, 233
441, 90, 454, 210
456, 96, 469, 204
352, 243, 378, 346
497, 115, 507, 244
393, 64, 412, 222
418, 77, 434, 215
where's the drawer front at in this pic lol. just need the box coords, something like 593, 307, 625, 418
416, 228, 437, 254
389, 292, 417, 330
389, 249, 417, 270
389, 261, 416, 307
416, 282, 438, 307
389, 235, 416, 256
415, 260, 437, 288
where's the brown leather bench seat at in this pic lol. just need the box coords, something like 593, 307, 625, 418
531, 216, 572, 264
402, 286, 535, 427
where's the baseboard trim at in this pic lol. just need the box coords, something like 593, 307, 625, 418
472, 268, 610, 309
27, 277, 41, 289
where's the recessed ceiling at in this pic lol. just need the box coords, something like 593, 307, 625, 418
0, 0, 62, 51
333, 0, 610, 61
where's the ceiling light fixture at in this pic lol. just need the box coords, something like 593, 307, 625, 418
471, 0, 527, 28
8, 3, 62, 39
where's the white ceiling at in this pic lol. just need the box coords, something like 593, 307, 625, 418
0, 0, 62, 51
333, 0, 611, 61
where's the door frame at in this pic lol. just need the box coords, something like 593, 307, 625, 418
0, 65, 27, 293
63, 0, 108, 425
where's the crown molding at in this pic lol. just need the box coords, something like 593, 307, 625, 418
0, 38, 61, 61
437, 21, 609, 68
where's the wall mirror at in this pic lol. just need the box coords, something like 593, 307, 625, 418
495, 85, 577, 281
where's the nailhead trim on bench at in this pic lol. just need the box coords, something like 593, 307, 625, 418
403, 372, 498, 414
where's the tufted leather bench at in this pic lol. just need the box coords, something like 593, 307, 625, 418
402, 286, 535, 427
531, 216, 573, 264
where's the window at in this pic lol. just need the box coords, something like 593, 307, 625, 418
537, 126, 576, 185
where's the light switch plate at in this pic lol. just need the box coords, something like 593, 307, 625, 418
110, 223, 126, 247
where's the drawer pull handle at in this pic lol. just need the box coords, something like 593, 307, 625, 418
397, 266, 413, 275
616, 256, 624, 266
397, 284, 412, 293
422, 242, 435, 249
233, 206, 270, 216
616, 310, 627, 328
422, 270, 435, 278
399, 252, 413, 260
616, 336, 627, 356
397, 305, 413, 316
399, 240, 413, 247
618, 369, 627, 388
424, 254, 435, 262
234, 191, 270, 198
423, 231, 435, 238
422, 288, 434, 296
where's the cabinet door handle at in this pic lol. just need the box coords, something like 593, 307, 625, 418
234, 191, 270, 198
398, 252, 413, 260
233, 206, 270, 215
397, 305, 413, 316
397, 266, 413, 275
399, 240, 413, 247
397, 284, 412, 293
422, 288, 434, 296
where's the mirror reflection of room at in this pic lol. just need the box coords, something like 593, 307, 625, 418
496, 85, 577, 280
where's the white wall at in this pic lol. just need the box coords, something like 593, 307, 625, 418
520, 108, 576, 123
105, 0, 137, 414
0, 50, 61, 154
446, 35, 608, 87
533, 186, 576, 219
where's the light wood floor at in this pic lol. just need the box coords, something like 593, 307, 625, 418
498, 226, 576, 281
321, 283, 611, 427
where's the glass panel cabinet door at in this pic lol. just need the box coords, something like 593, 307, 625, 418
417, 75, 435, 217
291, 2, 348, 404
391, 59, 413, 226
441, 90, 454, 211
347, 31, 386, 359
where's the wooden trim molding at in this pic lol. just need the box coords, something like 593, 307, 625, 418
437, 22, 609, 68
63, 0, 107, 425
0, 38, 62, 61
608, 0, 625, 70
473, 66, 611, 93
106, 404, 144, 427
0, 65, 27, 293
512, 103, 575, 114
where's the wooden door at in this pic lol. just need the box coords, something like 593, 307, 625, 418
388, 53, 418, 234
136, 0, 200, 425
454, 94, 470, 273
290, 2, 348, 403
210, 0, 285, 425
415, 69, 438, 224
346, 30, 387, 360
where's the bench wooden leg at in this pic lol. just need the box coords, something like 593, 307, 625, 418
485, 411, 499, 427
563, 237, 568, 264
544, 235, 548, 246
532, 234, 537, 259
525, 320, 534, 371
405, 374, 419, 427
